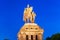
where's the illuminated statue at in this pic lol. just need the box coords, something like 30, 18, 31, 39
17, 5, 44, 40
23, 5, 36, 23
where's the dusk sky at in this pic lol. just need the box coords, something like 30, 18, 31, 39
0, 0, 60, 40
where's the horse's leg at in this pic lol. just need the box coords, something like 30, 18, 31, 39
30, 16, 33, 23
32, 16, 34, 23
31, 15, 34, 23
23, 17, 27, 22
32, 18, 34, 23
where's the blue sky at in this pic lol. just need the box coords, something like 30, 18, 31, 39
0, 0, 60, 40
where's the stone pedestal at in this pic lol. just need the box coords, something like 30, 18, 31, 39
17, 23, 44, 40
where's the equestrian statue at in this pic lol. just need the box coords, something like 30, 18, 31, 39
23, 5, 36, 23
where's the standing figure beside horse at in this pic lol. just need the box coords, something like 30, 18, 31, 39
23, 5, 36, 23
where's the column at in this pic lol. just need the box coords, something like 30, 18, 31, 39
33, 35, 36, 40
23, 34, 26, 40
29, 35, 31, 40
38, 35, 42, 40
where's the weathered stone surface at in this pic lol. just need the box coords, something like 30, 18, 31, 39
17, 23, 44, 40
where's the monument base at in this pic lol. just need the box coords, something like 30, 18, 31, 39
17, 23, 44, 40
